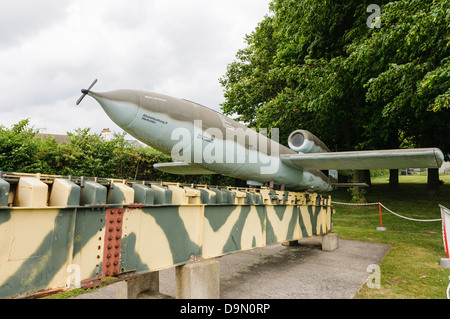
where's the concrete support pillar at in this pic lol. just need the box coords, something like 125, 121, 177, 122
116, 271, 171, 299
322, 232, 339, 252
440, 258, 450, 268
176, 259, 220, 299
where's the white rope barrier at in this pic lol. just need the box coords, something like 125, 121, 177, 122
331, 201, 379, 206
332, 200, 442, 222
379, 203, 441, 222
332, 202, 450, 262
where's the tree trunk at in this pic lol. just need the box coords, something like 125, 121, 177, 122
364, 170, 372, 186
353, 170, 367, 203
427, 168, 440, 196
389, 169, 399, 190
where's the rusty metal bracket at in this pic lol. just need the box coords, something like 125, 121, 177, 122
102, 208, 125, 277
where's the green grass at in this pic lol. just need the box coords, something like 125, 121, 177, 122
40, 277, 116, 299
41, 287, 103, 299
330, 174, 450, 299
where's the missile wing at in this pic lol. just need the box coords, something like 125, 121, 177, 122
280, 148, 444, 171
153, 162, 218, 175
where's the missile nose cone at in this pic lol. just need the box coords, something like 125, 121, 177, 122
88, 90, 140, 127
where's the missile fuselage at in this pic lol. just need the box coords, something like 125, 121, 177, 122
87, 89, 333, 191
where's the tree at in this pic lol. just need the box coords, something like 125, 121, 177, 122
220, 0, 449, 195
0, 119, 41, 173
54, 128, 117, 177
360, 0, 450, 195
0, 119, 240, 187
35, 134, 63, 175
220, 0, 391, 149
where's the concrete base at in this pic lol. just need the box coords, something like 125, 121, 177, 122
322, 232, 339, 252
440, 258, 450, 268
376, 227, 387, 231
176, 259, 220, 299
116, 271, 172, 299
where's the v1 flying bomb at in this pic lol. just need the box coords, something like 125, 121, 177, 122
76, 80, 444, 192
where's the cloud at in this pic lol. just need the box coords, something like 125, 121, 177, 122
0, 0, 68, 48
0, 0, 271, 135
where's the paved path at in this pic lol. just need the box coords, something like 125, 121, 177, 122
74, 237, 390, 299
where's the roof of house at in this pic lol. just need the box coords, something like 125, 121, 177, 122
35, 133, 69, 145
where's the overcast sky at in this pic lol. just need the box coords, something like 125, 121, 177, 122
0, 0, 271, 137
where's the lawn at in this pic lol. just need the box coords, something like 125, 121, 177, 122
329, 174, 450, 299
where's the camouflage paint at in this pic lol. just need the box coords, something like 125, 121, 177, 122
0, 173, 333, 299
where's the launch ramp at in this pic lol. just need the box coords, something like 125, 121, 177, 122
0, 172, 334, 299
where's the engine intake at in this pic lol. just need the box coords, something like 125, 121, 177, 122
288, 130, 330, 154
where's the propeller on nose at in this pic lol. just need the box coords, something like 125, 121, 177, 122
76, 79, 98, 105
